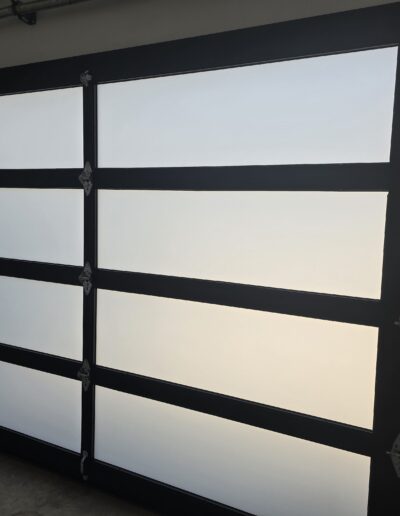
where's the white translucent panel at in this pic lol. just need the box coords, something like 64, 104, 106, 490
98, 191, 387, 298
0, 362, 81, 451
97, 290, 377, 428
95, 389, 370, 516
0, 189, 83, 265
0, 276, 82, 360
98, 47, 397, 167
0, 87, 83, 169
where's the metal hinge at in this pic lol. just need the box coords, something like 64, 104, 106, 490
77, 359, 91, 392
80, 70, 92, 87
80, 450, 89, 481
387, 433, 400, 478
79, 262, 92, 295
11, 0, 37, 25
79, 161, 93, 196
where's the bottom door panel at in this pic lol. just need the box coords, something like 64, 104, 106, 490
0, 362, 81, 452
95, 387, 370, 516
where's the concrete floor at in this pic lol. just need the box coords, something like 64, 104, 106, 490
0, 452, 159, 516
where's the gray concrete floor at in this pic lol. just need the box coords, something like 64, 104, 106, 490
0, 452, 159, 516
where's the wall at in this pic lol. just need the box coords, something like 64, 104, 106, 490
0, 0, 397, 68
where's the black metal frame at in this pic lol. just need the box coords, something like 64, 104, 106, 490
0, 3, 400, 515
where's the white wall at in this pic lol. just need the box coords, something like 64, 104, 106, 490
0, 0, 397, 68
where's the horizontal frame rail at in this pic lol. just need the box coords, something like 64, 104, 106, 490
0, 342, 80, 379
98, 269, 383, 326
0, 339, 375, 456
96, 366, 373, 456
0, 258, 81, 285
0, 341, 372, 456
0, 4, 399, 94
0, 169, 81, 189
0, 164, 391, 191
97, 164, 392, 192
0, 427, 81, 478
0, 259, 383, 327
92, 460, 249, 516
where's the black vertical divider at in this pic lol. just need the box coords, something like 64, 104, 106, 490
81, 73, 97, 478
368, 50, 400, 516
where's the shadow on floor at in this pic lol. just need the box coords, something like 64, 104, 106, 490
0, 452, 159, 516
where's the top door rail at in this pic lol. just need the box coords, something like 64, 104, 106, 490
0, 3, 399, 95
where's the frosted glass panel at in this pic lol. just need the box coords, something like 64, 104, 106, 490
0, 362, 81, 451
98, 191, 387, 298
0, 87, 83, 169
0, 189, 83, 265
95, 389, 370, 516
98, 47, 397, 166
97, 290, 377, 428
0, 276, 82, 360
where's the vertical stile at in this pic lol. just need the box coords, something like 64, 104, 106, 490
368, 48, 400, 516
80, 69, 97, 479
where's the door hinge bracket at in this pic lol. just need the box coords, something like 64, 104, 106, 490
77, 359, 91, 392
80, 70, 92, 87
79, 262, 92, 295
11, 0, 37, 25
387, 433, 400, 478
79, 161, 93, 196
80, 450, 89, 481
